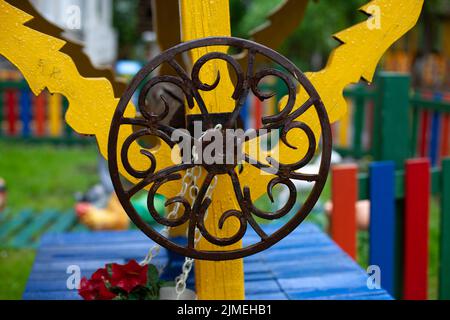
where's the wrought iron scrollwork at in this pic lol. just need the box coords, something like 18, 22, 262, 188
108, 37, 332, 261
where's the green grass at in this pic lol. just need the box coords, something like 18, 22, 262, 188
0, 141, 99, 212
0, 249, 36, 299
428, 196, 440, 300
0, 141, 99, 299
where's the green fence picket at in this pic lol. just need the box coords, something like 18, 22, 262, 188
439, 158, 450, 299
0, 210, 33, 243
0, 86, 3, 136
8, 210, 59, 248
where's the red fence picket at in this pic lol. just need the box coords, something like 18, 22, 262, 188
403, 158, 430, 300
330, 164, 358, 259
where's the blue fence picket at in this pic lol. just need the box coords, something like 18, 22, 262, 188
430, 92, 443, 166
20, 88, 32, 137
369, 161, 396, 296
240, 95, 251, 131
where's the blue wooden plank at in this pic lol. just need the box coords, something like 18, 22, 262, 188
23, 291, 81, 300
38, 241, 154, 255
22, 290, 290, 301
39, 229, 150, 246
26, 271, 195, 293
30, 259, 127, 272
244, 279, 282, 295
24, 223, 393, 300
246, 292, 287, 300
270, 257, 358, 279
20, 88, 32, 137
30, 255, 167, 272
289, 287, 391, 300
261, 244, 338, 261
369, 161, 396, 296
430, 93, 443, 166
38, 222, 318, 247
279, 271, 367, 292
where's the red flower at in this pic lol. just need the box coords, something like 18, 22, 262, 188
78, 267, 116, 300
91, 268, 111, 282
110, 260, 148, 293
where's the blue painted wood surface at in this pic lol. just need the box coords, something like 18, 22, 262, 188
369, 161, 396, 296
20, 89, 31, 137
430, 93, 443, 166
23, 222, 392, 300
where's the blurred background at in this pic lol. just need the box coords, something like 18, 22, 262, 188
0, 0, 449, 300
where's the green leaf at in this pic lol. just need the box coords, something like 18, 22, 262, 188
109, 286, 128, 296
106, 263, 113, 277
113, 293, 128, 300
104, 280, 112, 290
146, 264, 160, 287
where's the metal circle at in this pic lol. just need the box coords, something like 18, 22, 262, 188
108, 37, 332, 261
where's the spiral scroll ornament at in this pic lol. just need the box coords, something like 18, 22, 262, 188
108, 37, 332, 261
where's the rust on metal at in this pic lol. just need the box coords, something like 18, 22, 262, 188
108, 37, 332, 261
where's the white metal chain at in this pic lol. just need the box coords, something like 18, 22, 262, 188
139, 169, 193, 266
175, 173, 217, 299
175, 124, 221, 299
139, 124, 222, 300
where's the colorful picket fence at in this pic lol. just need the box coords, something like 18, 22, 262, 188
1, 78, 284, 143
336, 73, 450, 167
0, 80, 88, 144
0, 208, 87, 249
330, 157, 450, 300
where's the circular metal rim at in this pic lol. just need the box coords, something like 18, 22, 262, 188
108, 36, 332, 261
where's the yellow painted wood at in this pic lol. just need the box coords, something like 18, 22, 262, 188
0, 0, 178, 192
9, 0, 126, 96
339, 98, 352, 147
180, 0, 244, 300
48, 93, 62, 137
238, 0, 424, 201
0, 0, 424, 301
0, 0, 424, 204
152, 0, 185, 76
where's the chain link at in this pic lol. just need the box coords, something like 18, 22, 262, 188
140, 124, 222, 299
139, 169, 193, 266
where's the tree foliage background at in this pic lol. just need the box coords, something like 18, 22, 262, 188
113, 0, 448, 70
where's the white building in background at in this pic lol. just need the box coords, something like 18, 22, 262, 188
31, 0, 117, 67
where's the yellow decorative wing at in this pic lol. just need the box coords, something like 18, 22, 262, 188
238, 0, 424, 199
5, 0, 126, 97
0, 0, 176, 189
0, 0, 424, 300
0, 0, 424, 202
307, 0, 424, 124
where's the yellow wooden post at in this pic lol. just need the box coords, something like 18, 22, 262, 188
0, 0, 425, 302
180, 0, 245, 300
339, 97, 352, 147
